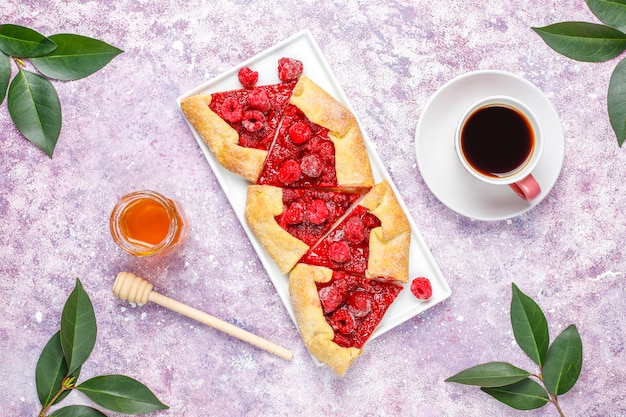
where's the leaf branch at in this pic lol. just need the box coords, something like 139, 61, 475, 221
445, 283, 582, 415
34, 279, 168, 417
533, 2, 626, 146
0, 23, 122, 157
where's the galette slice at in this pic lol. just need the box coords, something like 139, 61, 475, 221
245, 184, 360, 274
300, 180, 411, 282
180, 79, 297, 183
257, 75, 374, 190
289, 264, 403, 376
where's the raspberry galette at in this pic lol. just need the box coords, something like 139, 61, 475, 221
289, 264, 403, 376
181, 58, 415, 376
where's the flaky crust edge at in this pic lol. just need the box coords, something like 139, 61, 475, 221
361, 180, 411, 282
180, 94, 266, 183
244, 185, 310, 274
288, 264, 361, 376
290, 76, 374, 189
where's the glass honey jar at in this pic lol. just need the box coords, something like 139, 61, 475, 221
110, 190, 188, 257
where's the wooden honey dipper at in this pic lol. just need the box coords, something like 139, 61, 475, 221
112, 272, 293, 361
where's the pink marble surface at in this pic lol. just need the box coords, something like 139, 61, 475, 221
1, 1, 625, 416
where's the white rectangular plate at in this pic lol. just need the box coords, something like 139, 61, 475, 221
177, 29, 451, 348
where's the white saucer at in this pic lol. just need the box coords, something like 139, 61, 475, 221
415, 70, 565, 221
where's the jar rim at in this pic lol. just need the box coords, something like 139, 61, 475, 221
109, 190, 180, 257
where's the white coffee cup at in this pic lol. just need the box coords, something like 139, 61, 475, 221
455, 96, 543, 201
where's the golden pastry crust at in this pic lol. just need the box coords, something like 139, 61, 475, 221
288, 264, 361, 376
244, 185, 310, 274
180, 95, 267, 183
290, 76, 374, 189
361, 180, 411, 282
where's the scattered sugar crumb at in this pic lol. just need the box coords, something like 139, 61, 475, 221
35, 312, 43, 322
172, 40, 184, 56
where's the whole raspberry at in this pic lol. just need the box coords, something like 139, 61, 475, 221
301, 154, 323, 178
281, 188, 299, 202
362, 213, 380, 229
332, 333, 351, 348
242, 110, 266, 132
410, 277, 432, 300
307, 137, 334, 156
344, 216, 365, 243
306, 199, 330, 224
246, 89, 270, 112
220, 97, 243, 123
319, 285, 343, 314
331, 308, 355, 335
238, 67, 258, 87
278, 57, 304, 82
347, 290, 372, 317
288, 121, 311, 144
283, 202, 304, 224
329, 241, 350, 263
278, 160, 301, 184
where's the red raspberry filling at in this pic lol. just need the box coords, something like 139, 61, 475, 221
209, 79, 297, 151
316, 271, 403, 349
257, 105, 337, 188
410, 277, 432, 300
301, 205, 381, 275
275, 189, 359, 246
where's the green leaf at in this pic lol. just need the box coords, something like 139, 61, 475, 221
49, 405, 107, 417
60, 279, 97, 375
543, 324, 583, 395
587, 0, 626, 33
0, 24, 56, 57
31, 34, 123, 81
532, 22, 626, 62
0, 51, 10, 103
445, 362, 531, 387
76, 375, 169, 414
608, 56, 626, 146
35, 331, 81, 407
510, 283, 549, 367
7, 69, 62, 157
481, 378, 550, 410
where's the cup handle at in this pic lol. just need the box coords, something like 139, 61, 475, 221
509, 174, 541, 201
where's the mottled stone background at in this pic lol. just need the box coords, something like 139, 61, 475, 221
1, 1, 625, 416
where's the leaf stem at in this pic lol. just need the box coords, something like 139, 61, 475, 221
12, 56, 26, 69
549, 392, 566, 417
37, 375, 76, 417
536, 371, 566, 417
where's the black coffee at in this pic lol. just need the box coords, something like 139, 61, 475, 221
460, 105, 534, 177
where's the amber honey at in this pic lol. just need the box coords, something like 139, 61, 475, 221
110, 190, 188, 257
